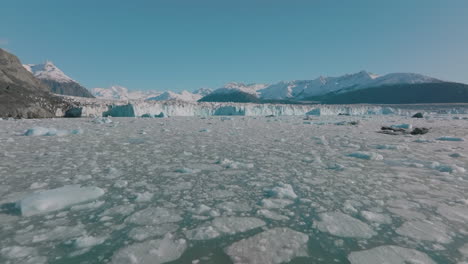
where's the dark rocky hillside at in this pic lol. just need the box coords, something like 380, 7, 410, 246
0, 49, 69, 118
304, 82, 468, 104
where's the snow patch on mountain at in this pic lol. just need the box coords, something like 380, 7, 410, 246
147, 90, 205, 102
210, 82, 268, 96
92, 86, 161, 101
23, 61, 75, 83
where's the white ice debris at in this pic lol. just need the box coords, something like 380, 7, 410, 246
261, 198, 293, 209
185, 217, 265, 240
225, 228, 309, 264
360, 211, 392, 224
348, 245, 436, 264
459, 243, 468, 258
92, 117, 113, 124
437, 204, 468, 223
269, 183, 298, 199
1, 246, 38, 259
391, 123, 412, 129
17, 185, 105, 216
23, 127, 83, 136
135, 192, 153, 202
257, 209, 289, 221
347, 152, 384, 161
314, 212, 376, 238
128, 224, 178, 241
126, 207, 182, 225
73, 235, 107, 249
436, 136, 465, 142
111, 233, 187, 264
216, 158, 254, 169
396, 220, 452, 244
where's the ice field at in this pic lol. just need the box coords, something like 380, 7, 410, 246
0, 113, 467, 263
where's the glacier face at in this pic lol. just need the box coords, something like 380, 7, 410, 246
64, 97, 468, 118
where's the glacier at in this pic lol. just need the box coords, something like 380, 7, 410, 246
63, 97, 468, 117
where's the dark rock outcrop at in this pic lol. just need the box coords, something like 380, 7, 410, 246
305, 82, 468, 104
0, 49, 69, 118
412, 112, 424, 118
41, 79, 94, 98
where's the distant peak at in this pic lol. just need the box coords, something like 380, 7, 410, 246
24, 61, 75, 83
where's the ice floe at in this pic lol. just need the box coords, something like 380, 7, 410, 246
225, 228, 309, 264
347, 151, 384, 161
348, 245, 436, 264
23, 127, 83, 136
314, 212, 377, 238
16, 185, 105, 216
111, 233, 187, 264
185, 217, 265, 240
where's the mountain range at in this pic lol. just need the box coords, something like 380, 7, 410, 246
1, 48, 467, 109
200, 71, 451, 104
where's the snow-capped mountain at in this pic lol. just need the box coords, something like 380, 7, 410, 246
24, 61, 75, 83
258, 71, 440, 100
147, 90, 204, 102
24, 61, 94, 98
210, 82, 269, 96
199, 71, 442, 103
193, 88, 213, 97
92, 86, 162, 100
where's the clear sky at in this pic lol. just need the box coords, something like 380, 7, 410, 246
1, 0, 467, 92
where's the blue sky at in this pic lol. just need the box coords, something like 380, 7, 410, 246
1, 0, 467, 92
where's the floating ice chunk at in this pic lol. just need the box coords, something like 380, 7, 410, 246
459, 243, 468, 258
437, 204, 468, 223
129, 224, 178, 241
257, 209, 289, 221
225, 228, 309, 264
135, 192, 153, 202
114, 180, 128, 188
23, 127, 82, 136
175, 167, 200, 174
374, 144, 408, 151
261, 198, 293, 209
396, 220, 452, 243
430, 162, 466, 174
70, 200, 105, 211
314, 212, 376, 238
216, 159, 254, 169
391, 123, 412, 129
92, 117, 113, 124
216, 201, 251, 212
414, 138, 434, 143
74, 235, 106, 249
191, 204, 212, 215
23, 127, 51, 136
15, 224, 85, 245
348, 245, 436, 264
269, 183, 297, 199
185, 217, 265, 240
449, 153, 463, 158
101, 204, 135, 217
17, 185, 105, 216
360, 211, 392, 224
347, 152, 384, 161
111, 233, 187, 264
29, 182, 48, 189
1, 246, 38, 259
436, 136, 465, 142
126, 207, 182, 225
